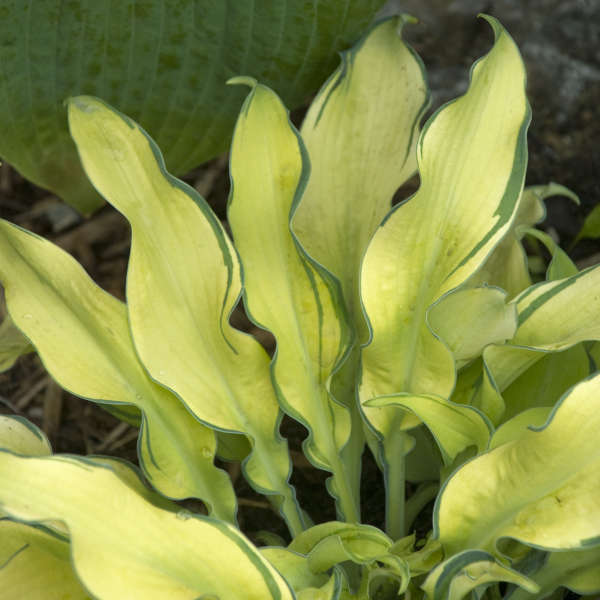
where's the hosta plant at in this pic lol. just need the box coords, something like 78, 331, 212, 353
1, 14, 599, 600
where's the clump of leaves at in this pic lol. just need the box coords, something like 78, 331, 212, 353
1, 14, 599, 600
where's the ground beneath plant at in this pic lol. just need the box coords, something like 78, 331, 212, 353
1, 0, 598, 559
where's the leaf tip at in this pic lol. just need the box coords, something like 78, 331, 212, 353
477, 13, 505, 39
65, 95, 102, 115
227, 76, 258, 90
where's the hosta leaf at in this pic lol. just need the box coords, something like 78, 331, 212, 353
261, 548, 344, 600
0, 314, 142, 427
421, 550, 538, 600
0, 519, 90, 600
297, 573, 342, 600
489, 407, 552, 449
289, 522, 410, 596
262, 547, 344, 600
573, 202, 600, 247
215, 430, 252, 463
401, 537, 444, 576
366, 393, 491, 465
85, 455, 179, 513
368, 560, 410, 591
0, 415, 50, 457
261, 547, 329, 592
304, 583, 341, 600
471, 183, 578, 298
359, 16, 529, 537
506, 547, 600, 600
292, 15, 429, 336
67, 96, 304, 535
0, 314, 33, 372
0, 219, 236, 522
476, 264, 600, 422
0, 452, 294, 600
521, 227, 578, 281
360, 14, 529, 408
228, 79, 357, 521
289, 522, 391, 557
436, 373, 600, 556
292, 14, 430, 513
500, 344, 589, 422
0, 0, 384, 213
428, 286, 517, 369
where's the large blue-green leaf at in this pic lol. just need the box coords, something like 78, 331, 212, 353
0, 0, 384, 213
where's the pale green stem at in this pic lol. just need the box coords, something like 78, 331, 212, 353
306, 386, 361, 524
384, 430, 409, 540
248, 438, 307, 537
329, 449, 361, 524
331, 346, 365, 516
275, 492, 306, 538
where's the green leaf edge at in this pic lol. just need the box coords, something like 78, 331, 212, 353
432, 371, 600, 553
67, 95, 305, 525
226, 78, 356, 515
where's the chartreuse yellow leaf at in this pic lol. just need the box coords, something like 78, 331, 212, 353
476, 264, 600, 423
470, 183, 578, 298
288, 522, 409, 597
1, 297, 140, 427
0, 415, 50, 457
296, 574, 340, 600
421, 550, 538, 600
489, 407, 552, 449
0, 314, 33, 372
503, 265, 600, 352
0, 519, 91, 600
228, 79, 357, 522
499, 344, 589, 422
261, 547, 342, 600
428, 287, 517, 369
85, 456, 179, 513
0, 221, 236, 523
0, 452, 294, 600
436, 373, 600, 556
67, 96, 303, 535
292, 15, 429, 336
0, 415, 65, 539
260, 548, 329, 592
359, 16, 529, 538
291, 16, 430, 509
289, 522, 392, 556
507, 546, 600, 600
365, 394, 491, 464
521, 227, 578, 280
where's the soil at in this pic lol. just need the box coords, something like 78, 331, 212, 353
0, 1, 598, 584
